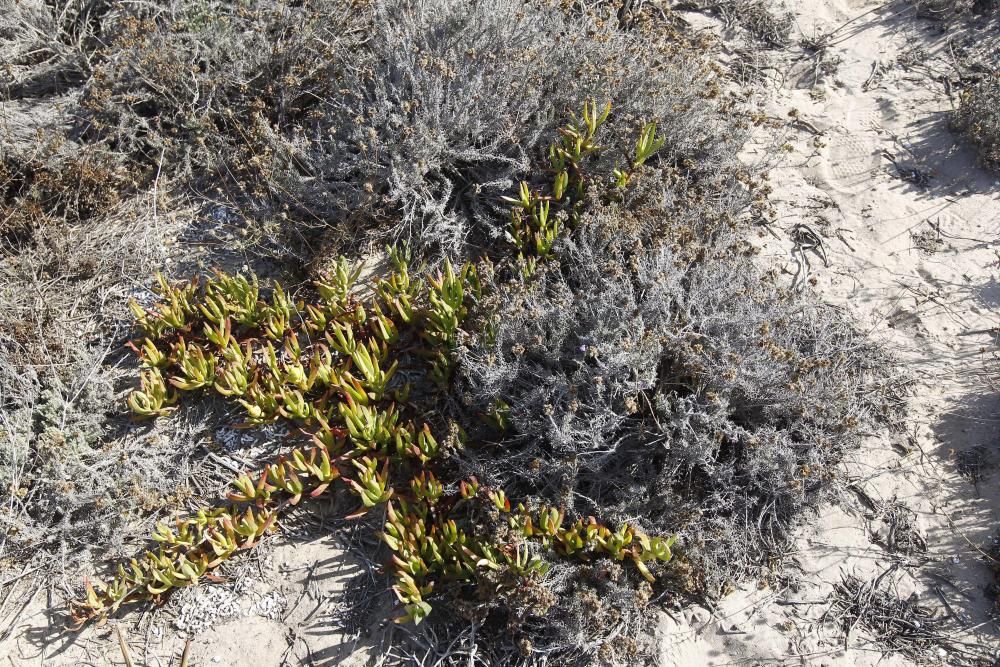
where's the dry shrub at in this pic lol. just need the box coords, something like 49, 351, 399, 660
988, 532, 1000, 606
20, 0, 711, 257
2, 0, 367, 258
0, 201, 197, 569
292, 0, 732, 260
906, 0, 1000, 19
677, 0, 793, 47
73, 1, 362, 207
446, 164, 904, 662
0, 148, 139, 245
7, 0, 737, 262
1, 2, 194, 567
952, 74, 1000, 171
0, 0, 105, 98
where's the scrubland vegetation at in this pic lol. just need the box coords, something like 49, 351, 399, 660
953, 74, 1000, 172
903, 0, 1000, 171
3, 0, 996, 665
906, 0, 998, 19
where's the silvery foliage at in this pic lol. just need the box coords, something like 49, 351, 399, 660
953, 74, 1000, 171
684, 0, 793, 47
0, 213, 197, 567
908, 0, 998, 18
456, 189, 904, 655
306, 0, 727, 258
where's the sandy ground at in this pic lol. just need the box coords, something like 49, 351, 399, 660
2, 1, 1000, 665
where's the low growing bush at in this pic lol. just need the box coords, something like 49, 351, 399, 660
301, 0, 735, 260
952, 74, 1000, 171
3, 1, 908, 664
74, 0, 361, 202
906, 0, 999, 19
0, 204, 180, 568
676, 0, 793, 47
13, 0, 741, 264
448, 100, 904, 659
68, 102, 903, 665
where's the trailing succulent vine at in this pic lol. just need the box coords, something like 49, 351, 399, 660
70, 102, 678, 631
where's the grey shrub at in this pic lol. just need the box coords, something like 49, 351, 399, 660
452, 194, 905, 662
953, 74, 1000, 171
302, 0, 734, 259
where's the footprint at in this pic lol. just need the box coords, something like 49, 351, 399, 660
817, 103, 884, 196
825, 134, 882, 193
